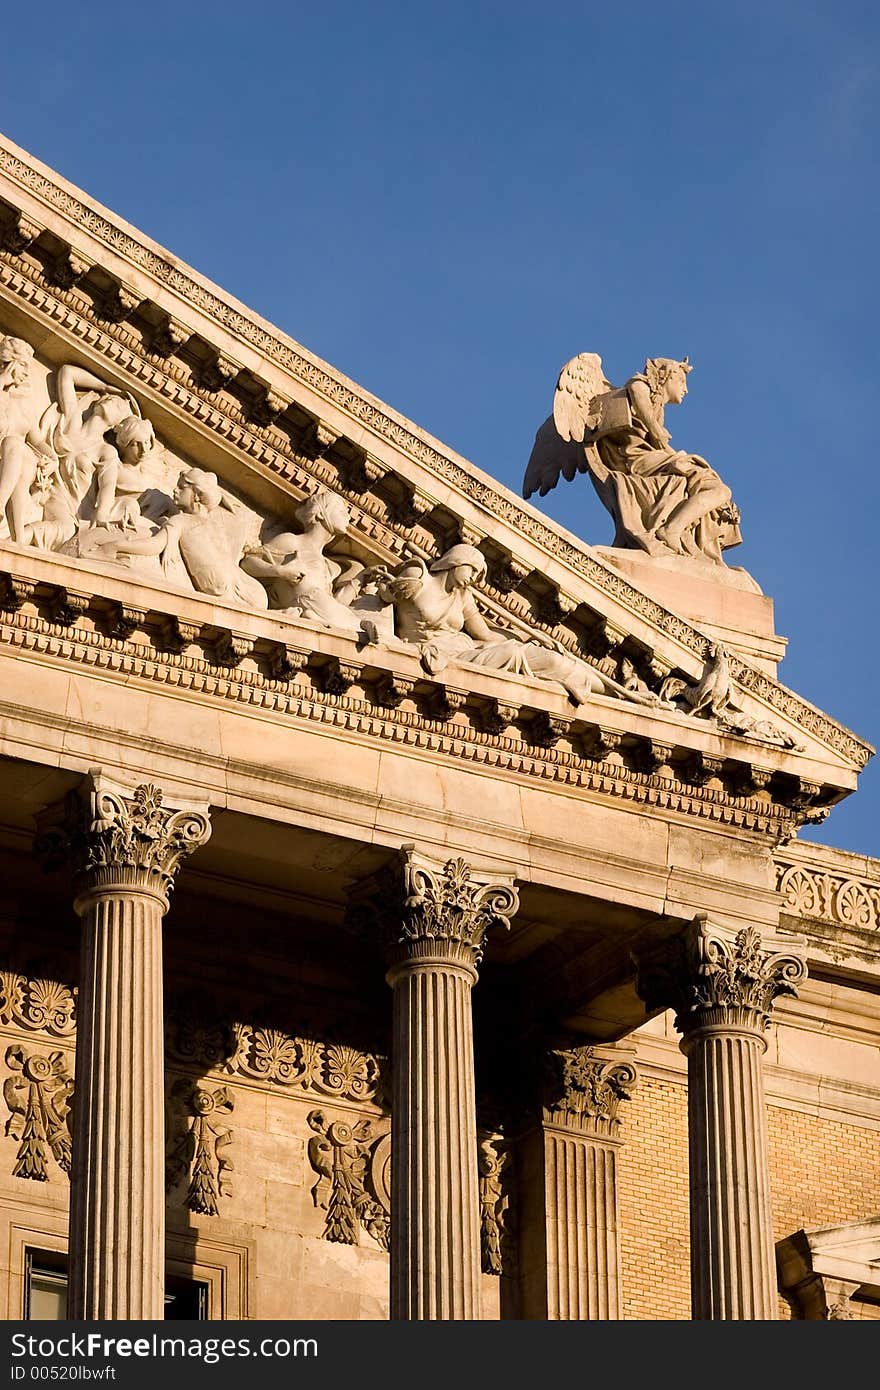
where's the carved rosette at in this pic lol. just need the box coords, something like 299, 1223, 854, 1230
349, 845, 519, 975
543, 1046, 638, 1137
37, 771, 211, 907
635, 916, 807, 1042
776, 858, 880, 934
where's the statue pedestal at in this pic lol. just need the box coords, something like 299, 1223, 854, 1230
594, 548, 786, 677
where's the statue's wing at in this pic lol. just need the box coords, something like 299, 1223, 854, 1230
552, 353, 610, 443
386, 574, 425, 602
522, 415, 587, 499
379, 559, 428, 603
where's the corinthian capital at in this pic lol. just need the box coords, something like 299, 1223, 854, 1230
347, 844, 519, 972
634, 915, 807, 1039
37, 770, 211, 905
543, 1045, 638, 1136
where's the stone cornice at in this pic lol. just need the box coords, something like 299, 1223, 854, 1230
0, 136, 871, 774
0, 575, 831, 839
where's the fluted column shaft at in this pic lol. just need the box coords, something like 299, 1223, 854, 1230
350, 846, 518, 1321
543, 1129, 620, 1318
683, 1024, 776, 1319
636, 916, 807, 1321
519, 1046, 636, 1320
70, 882, 166, 1319
388, 951, 480, 1320
37, 772, 210, 1321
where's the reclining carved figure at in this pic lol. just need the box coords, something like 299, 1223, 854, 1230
373, 544, 669, 709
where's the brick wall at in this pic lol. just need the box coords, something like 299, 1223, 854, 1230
617, 1075, 880, 1320
618, 1076, 690, 1320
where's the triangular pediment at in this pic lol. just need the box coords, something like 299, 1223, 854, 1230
0, 133, 871, 840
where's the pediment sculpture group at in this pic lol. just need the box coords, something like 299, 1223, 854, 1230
0, 332, 792, 744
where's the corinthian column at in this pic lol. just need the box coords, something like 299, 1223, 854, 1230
518, 1046, 637, 1319
38, 771, 210, 1320
635, 916, 806, 1320
349, 846, 518, 1320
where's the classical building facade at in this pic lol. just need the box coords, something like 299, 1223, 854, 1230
0, 133, 877, 1321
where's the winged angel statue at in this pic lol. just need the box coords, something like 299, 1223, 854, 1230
523, 354, 741, 564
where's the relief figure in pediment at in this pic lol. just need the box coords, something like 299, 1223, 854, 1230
31, 364, 142, 549
97, 414, 173, 528
241, 491, 391, 640
524, 353, 740, 564
0, 335, 57, 544
376, 544, 668, 708
93, 466, 268, 608
54, 414, 176, 556
25, 364, 178, 552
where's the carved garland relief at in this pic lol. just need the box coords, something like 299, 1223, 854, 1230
302, 1109, 514, 1274
3, 1043, 72, 1181
478, 1131, 512, 1276
306, 1109, 390, 1252
166, 1080, 234, 1217
0, 974, 391, 1209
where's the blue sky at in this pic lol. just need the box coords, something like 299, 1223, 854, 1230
2, 1, 878, 853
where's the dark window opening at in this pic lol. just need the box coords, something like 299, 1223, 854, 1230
24, 1251, 208, 1320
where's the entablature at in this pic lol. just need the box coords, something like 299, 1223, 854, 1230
0, 541, 851, 844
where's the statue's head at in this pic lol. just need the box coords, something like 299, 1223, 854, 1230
295, 490, 351, 537
114, 415, 155, 463
645, 356, 692, 406
430, 544, 487, 589
0, 335, 34, 393
174, 467, 223, 513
